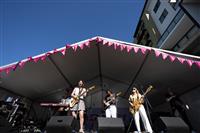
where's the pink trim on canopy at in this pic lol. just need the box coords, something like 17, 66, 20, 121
177, 57, 186, 64
154, 50, 162, 57
126, 45, 133, 53
140, 47, 148, 54
120, 44, 126, 51
169, 55, 176, 62
161, 53, 168, 60
133, 47, 139, 53
0, 36, 200, 75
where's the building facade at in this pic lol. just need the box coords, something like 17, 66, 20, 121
133, 0, 200, 55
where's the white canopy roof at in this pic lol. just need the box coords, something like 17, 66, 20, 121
0, 36, 200, 107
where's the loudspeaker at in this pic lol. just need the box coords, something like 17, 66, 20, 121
97, 117, 124, 133
0, 116, 11, 133
46, 116, 73, 133
153, 117, 190, 133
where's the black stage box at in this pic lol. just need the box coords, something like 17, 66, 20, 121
97, 117, 125, 133
46, 116, 73, 133
154, 116, 190, 133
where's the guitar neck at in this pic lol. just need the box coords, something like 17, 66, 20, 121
143, 91, 149, 97
142, 87, 152, 97
79, 86, 94, 97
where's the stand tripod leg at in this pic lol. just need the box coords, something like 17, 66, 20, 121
127, 117, 134, 133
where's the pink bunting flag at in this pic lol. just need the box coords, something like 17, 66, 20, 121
126, 45, 132, 53
19, 61, 26, 68
96, 37, 102, 43
45, 52, 52, 57
113, 43, 117, 50
116, 43, 120, 47
79, 43, 85, 50
120, 45, 126, 51
27, 57, 33, 62
154, 50, 162, 57
5, 67, 11, 74
66, 45, 71, 49
33, 57, 41, 63
186, 59, 193, 67
72, 45, 78, 51
11, 64, 17, 70
161, 53, 168, 60
53, 49, 58, 54
133, 47, 139, 53
177, 57, 185, 64
102, 40, 108, 45
194, 61, 200, 68
59, 48, 66, 56
140, 47, 147, 54
84, 41, 90, 48
0, 68, 3, 73
40, 55, 47, 61
169, 55, 176, 62
8, 64, 16, 73
107, 41, 113, 47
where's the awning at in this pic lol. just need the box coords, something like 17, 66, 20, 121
0, 36, 200, 107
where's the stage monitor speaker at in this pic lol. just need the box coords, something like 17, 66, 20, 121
154, 116, 190, 133
0, 116, 11, 133
97, 117, 124, 133
46, 116, 73, 133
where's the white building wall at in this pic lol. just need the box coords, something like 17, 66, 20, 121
182, 4, 200, 25
147, 0, 181, 34
160, 14, 194, 49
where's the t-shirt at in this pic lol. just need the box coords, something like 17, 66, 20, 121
72, 87, 86, 99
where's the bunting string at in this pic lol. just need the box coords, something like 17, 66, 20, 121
0, 37, 199, 75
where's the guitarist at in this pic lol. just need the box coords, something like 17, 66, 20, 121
129, 87, 153, 133
103, 90, 117, 118
71, 80, 87, 133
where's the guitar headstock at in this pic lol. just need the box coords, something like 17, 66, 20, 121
147, 85, 153, 92
88, 86, 95, 91
116, 92, 122, 96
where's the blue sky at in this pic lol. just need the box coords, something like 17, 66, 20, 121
0, 0, 145, 66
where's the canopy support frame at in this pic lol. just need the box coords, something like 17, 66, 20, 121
48, 56, 74, 88
123, 51, 150, 97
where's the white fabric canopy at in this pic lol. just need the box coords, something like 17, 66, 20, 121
0, 36, 200, 108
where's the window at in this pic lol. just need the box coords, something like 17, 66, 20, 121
187, 26, 199, 39
169, 0, 179, 10
159, 9, 168, 23
153, 0, 160, 13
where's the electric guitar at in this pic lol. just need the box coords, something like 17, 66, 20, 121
129, 85, 153, 115
104, 92, 121, 109
40, 86, 95, 111
69, 86, 95, 109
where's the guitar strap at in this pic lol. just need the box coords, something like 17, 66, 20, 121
79, 87, 84, 100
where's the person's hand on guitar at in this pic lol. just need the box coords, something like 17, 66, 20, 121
103, 100, 109, 107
